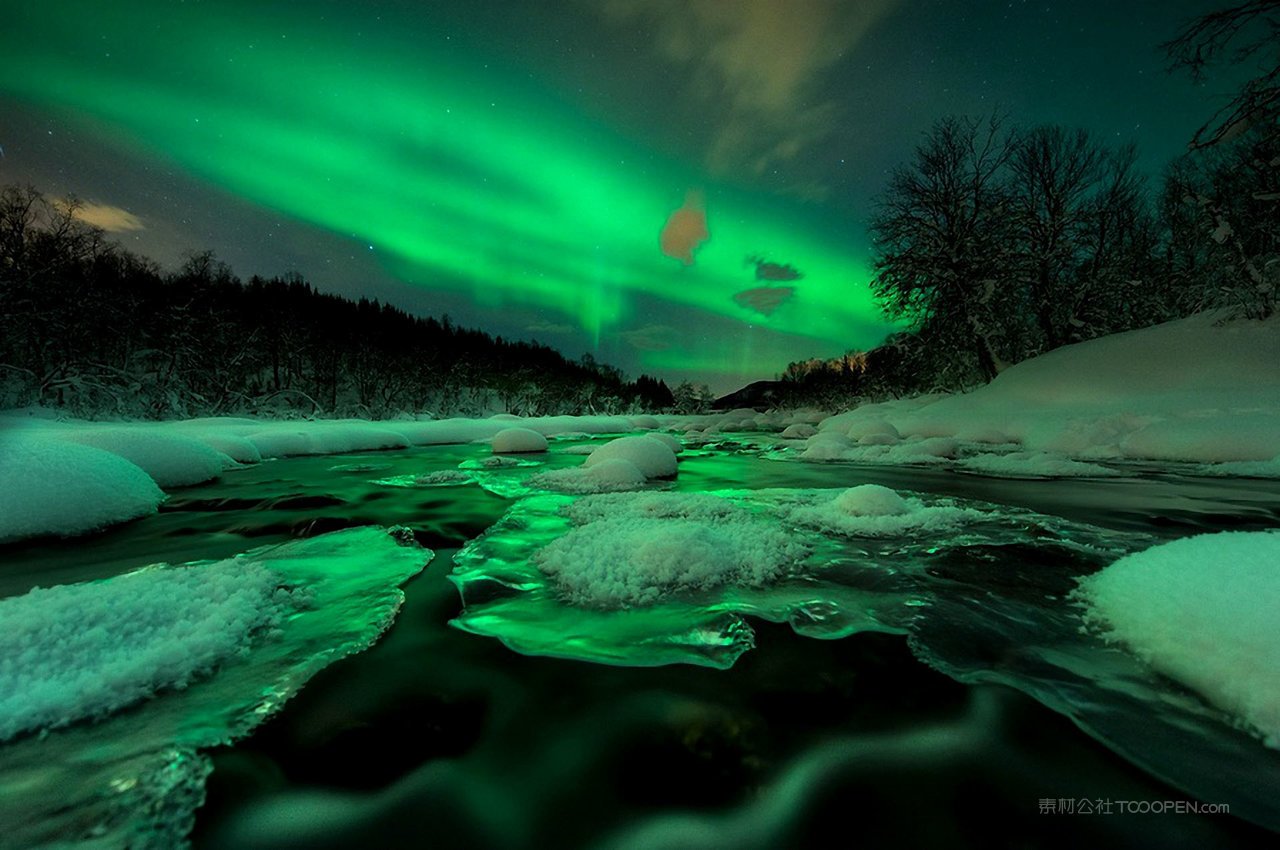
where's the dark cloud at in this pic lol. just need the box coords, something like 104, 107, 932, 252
746, 255, 804, 282
733, 286, 796, 316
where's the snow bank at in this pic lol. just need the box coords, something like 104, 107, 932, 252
532, 492, 808, 607
0, 436, 165, 543
60, 428, 228, 487
585, 435, 678, 479
1076, 531, 1280, 748
0, 559, 295, 741
491, 427, 549, 454
785, 485, 981, 537
0, 412, 682, 543
819, 312, 1280, 466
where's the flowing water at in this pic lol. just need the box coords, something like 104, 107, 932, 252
2, 434, 1278, 849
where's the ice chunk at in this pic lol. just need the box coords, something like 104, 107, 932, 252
0, 527, 429, 849
0, 558, 296, 741
1076, 531, 1280, 748
491, 427, 549, 454
533, 510, 808, 607
0, 435, 165, 543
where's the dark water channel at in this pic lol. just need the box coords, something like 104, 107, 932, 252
3, 436, 1278, 849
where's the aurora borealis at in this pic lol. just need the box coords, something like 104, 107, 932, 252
0, 0, 1238, 391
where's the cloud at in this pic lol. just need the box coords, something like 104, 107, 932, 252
734, 286, 796, 316
600, 0, 898, 176
746, 255, 804, 282
62, 200, 146, 232
659, 189, 709, 265
525, 320, 574, 335
619, 323, 678, 351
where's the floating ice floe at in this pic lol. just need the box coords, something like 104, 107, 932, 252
784, 484, 984, 537
0, 527, 430, 849
448, 487, 1137, 669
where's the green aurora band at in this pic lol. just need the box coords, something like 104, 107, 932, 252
2, 0, 893, 382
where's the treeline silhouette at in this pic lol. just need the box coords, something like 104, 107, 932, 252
777, 4, 1278, 409
0, 186, 675, 419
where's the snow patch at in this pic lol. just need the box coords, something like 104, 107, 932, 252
1076, 532, 1280, 748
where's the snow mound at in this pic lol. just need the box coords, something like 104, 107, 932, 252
532, 493, 808, 607
0, 436, 165, 543
304, 422, 410, 454
846, 418, 900, 442
0, 559, 296, 741
780, 423, 818, 439
645, 431, 683, 454
1076, 531, 1280, 748
192, 433, 262, 464
245, 428, 315, 458
960, 451, 1121, 479
526, 458, 648, 494
585, 435, 678, 479
833, 484, 910, 516
786, 487, 980, 537
60, 429, 227, 487
491, 427, 549, 454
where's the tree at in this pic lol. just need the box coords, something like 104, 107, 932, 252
1008, 126, 1106, 349
870, 115, 1015, 383
1163, 2, 1279, 319
1164, 0, 1280, 149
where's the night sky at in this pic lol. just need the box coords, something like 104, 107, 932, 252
0, 0, 1237, 392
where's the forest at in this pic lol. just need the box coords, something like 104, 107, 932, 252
0, 188, 682, 420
